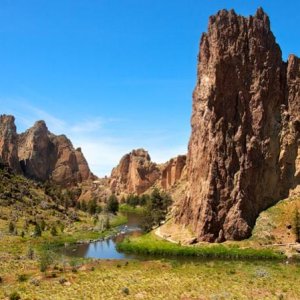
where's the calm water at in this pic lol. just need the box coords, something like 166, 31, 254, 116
61, 212, 143, 259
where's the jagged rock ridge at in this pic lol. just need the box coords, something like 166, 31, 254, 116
109, 149, 187, 196
176, 8, 300, 242
0, 116, 94, 186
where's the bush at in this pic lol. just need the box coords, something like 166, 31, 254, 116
9, 221, 15, 234
34, 224, 42, 237
50, 226, 58, 236
9, 292, 21, 300
88, 199, 98, 215
17, 274, 28, 282
27, 247, 34, 260
122, 287, 130, 295
39, 250, 54, 273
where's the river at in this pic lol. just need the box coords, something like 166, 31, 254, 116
61, 212, 143, 259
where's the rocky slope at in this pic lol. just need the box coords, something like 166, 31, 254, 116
0, 116, 94, 186
176, 8, 300, 242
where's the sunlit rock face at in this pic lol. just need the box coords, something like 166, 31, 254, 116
176, 8, 300, 242
110, 149, 161, 195
18, 120, 94, 186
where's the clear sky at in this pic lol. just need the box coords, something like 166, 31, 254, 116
0, 0, 299, 176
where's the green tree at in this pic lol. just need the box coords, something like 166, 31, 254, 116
141, 189, 172, 232
106, 194, 119, 214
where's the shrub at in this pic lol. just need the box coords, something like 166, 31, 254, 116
30, 278, 40, 286
39, 250, 54, 273
50, 226, 58, 236
27, 247, 34, 260
59, 277, 67, 285
9, 292, 21, 300
34, 224, 42, 237
17, 274, 28, 282
8, 221, 15, 234
87, 199, 97, 215
122, 287, 130, 295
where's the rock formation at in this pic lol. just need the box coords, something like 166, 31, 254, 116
18, 120, 94, 186
161, 155, 186, 190
176, 8, 300, 241
110, 149, 161, 195
0, 115, 94, 186
0, 115, 22, 173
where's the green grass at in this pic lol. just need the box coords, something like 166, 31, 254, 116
110, 213, 128, 227
117, 233, 285, 260
1, 258, 300, 299
119, 204, 146, 214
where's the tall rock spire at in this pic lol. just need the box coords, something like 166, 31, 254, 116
176, 8, 300, 241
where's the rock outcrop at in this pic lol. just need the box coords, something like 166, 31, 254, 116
0, 115, 22, 173
176, 8, 300, 241
0, 115, 94, 186
110, 149, 161, 195
161, 155, 186, 190
18, 120, 94, 186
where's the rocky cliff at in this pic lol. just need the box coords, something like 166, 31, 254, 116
110, 149, 161, 195
176, 8, 300, 241
18, 120, 94, 186
0, 115, 94, 186
161, 155, 186, 190
0, 115, 22, 173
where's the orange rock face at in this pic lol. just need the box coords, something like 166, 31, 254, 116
18, 121, 94, 186
176, 8, 300, 241
0, 115, 93, 186
110, 149, 161, 195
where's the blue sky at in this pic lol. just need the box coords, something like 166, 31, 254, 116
0, 0, 299, 176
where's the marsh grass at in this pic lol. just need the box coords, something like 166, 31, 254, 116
119, 204, 146, 214
117, 233, 285, 260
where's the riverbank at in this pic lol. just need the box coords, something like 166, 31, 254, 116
117, 232, 286, 260
119, 204, 146, 214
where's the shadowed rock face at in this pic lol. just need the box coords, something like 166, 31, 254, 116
176, 8, 300, 242
0, 115, 22, 173
161, 155, 186, 190
110, 149, 161, 195
18, 120, 94, 186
